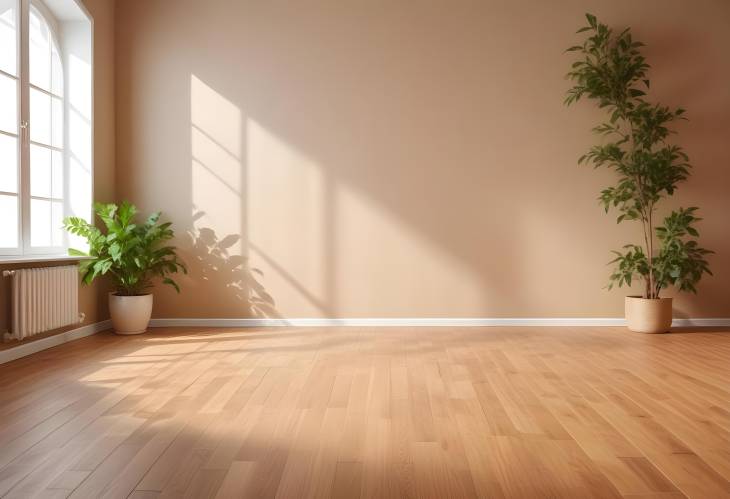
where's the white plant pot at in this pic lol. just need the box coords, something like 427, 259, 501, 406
625, 296, 672, 334
109, 293, 153, 335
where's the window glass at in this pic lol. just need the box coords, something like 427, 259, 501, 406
30, 143, 52, 197
0, 0, 91, 256
30, 86, 51, 144
0, 133, 17, 193
51, 95, 62, 146
51, 41, 62, 94
30, 197, 52, 247
27, 7, 64, 249
0, 195, 18, 247
29, 7, 51, 91
0, 72, 17, 133
0, 0, 17, 76
51, 149, 62, 198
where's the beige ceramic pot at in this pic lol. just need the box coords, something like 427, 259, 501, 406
109, 293, 153, 335
625, 296, 672, 334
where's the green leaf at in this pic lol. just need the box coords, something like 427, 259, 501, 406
61, 201, 186, 295
67, 247, 88, 257
109, 242, 122, 261
117, 200, 138, 226
564, 14, 712, 295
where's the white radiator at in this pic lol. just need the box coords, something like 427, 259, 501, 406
3, 265, 82, 341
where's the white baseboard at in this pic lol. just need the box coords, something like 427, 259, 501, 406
0, 320, 112, 365
2, 317, 725, 365
148, 317, 730, 328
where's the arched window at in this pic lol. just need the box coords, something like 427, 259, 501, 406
0, 0, 21, 251
29, 5, 64, 249
0, 0, 92, 259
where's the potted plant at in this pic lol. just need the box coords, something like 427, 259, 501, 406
565, 14, 712, 333
64, 201, 186, 335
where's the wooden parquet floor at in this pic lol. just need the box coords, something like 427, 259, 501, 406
0, 326, 729, 498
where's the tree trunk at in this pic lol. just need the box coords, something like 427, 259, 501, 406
648, 212, 655, 298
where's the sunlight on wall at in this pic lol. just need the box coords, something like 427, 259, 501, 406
190, 75, 242, 248
67, 53, 91, 118
247, 119, 484, 316
64, 29, 92, 251
247, 119, 328, 313
187, 82, 485, 317
336, 183, 485, 314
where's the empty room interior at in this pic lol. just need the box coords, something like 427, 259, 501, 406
1, 0, 729, 497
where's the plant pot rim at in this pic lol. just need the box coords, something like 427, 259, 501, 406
625, 295, 672, 301
110, 292, 153, 297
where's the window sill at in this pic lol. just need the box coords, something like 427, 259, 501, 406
0, 254, 94, 265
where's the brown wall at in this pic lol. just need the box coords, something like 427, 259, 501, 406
0, 0, 116, 336
115, 0, 730, 319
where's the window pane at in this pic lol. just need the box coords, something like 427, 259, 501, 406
30, 198, 51, 247
51, 44, 62, 95
51, 200, 63, 246
0, 0, 17, 76
0, 72, 17, 133
30, 86, 51, 145
52, 149, 63, 198
29, 8, 51, 91
0, 133, 17, 193
0, 194, 17, 247
30, 144, 51, 198
52, 96, 63, 147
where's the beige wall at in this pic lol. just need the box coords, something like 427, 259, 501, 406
116, 0, 730, 319
0, 0, 115, 335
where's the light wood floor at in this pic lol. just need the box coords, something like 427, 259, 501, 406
0, 327, 729, 498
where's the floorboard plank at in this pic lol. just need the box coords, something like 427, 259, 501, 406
0, 326, 727, 498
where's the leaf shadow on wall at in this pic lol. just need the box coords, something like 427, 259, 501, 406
184, 211, 279, 318
116, 1, 730, 318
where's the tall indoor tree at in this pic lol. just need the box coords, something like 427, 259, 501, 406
565, 13, 712, 301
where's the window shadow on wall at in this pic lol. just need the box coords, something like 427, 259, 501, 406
115, 1, 730, 319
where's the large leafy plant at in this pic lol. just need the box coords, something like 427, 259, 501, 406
565, 13, 712, 299
63, 202, 186, 296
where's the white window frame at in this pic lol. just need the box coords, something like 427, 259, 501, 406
0, 0, 22, 256
25, 1, 66, 255
0, 0, 92, 259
